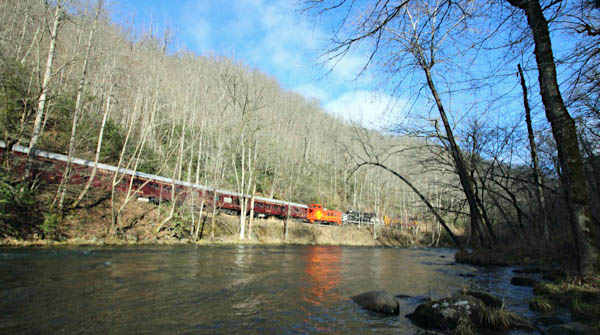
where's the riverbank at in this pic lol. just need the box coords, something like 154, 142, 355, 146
0, 189, 440, 248
0, 215, 430, 248
456, 242, 600, 332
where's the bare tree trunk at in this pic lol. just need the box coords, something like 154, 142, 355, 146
508, 0, 599, 275
27, 2, 62, 175
71, 83, 113, 208
422, 65, 486, 249
57, 1, 102, 209
156, 115, 186, 234
248, 189, 256, 240
194, 198, 205, 242
211, 190, 217, 240
518, 63, 549, 244
285, 200, 291, 241
366, 162, 465, 252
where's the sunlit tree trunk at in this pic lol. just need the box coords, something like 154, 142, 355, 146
27, 1, 62, 174
57, 1, 102, 209
71, 82, 113, 208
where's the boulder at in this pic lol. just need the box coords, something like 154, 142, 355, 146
351, 290, 400, 315
510, 276, 538, 287
464, 290, 503, 309
406, 295, 486, 330
406, 293, 533, 332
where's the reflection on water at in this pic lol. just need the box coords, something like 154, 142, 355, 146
0, 246, 541, 334
303, 246, 342, 306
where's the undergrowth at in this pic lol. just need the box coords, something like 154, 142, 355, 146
533, 277, 600, 327
0, 165, 41, 238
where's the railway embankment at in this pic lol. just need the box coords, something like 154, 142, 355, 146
0, 192, 433, 247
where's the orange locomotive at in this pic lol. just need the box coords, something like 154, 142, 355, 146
307, 204, 342, 225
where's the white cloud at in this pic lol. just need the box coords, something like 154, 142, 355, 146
180, 0, 380, 109
293, 83, 330, 102
324, 91, 407, 129
187, 18, 213, 51
325, 52, 372, 83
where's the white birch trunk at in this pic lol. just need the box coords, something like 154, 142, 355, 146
27, 2, 62, 169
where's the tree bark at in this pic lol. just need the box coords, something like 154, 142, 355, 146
71, 83, 113, 208
58, 1, 102, 209
508, 0, 599, 275
27, 2, 62, 175
518, 63, 549, 244
422, 65, 487, 249
368, 162, 465, 252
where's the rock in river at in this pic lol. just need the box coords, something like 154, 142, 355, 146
406, 293, 532, 332
351, 290, 400, 316
510, 276, 538, 287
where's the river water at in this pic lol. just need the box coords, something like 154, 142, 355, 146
0, 245, 545, 334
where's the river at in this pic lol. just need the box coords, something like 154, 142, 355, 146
0, 245, 545, 334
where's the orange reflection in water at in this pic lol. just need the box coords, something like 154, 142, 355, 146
302, 246, 342, 306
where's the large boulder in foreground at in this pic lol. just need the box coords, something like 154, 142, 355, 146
406, 293, 532, 333
351, 290, 400, 315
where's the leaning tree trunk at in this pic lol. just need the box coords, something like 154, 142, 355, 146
71, 84, 113, 208
518, 63, 549, 244
508, 0, 599, 275
422, 65, 487, 249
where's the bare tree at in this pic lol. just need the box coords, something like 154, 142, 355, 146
507, 0, 599, 275
56, 0, 103, 209
303, 0, 488, 247
27, 1, 63, 173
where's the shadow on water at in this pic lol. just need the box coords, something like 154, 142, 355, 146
0, 245, 549, 334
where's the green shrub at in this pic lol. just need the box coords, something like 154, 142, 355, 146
41, 212, 60, 239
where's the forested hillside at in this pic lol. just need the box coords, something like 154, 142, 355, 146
1, 0, 599, 272
0, 1, 454, 234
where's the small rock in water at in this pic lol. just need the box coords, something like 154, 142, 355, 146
512, 267, 542, 274
510, 276, 538, 287
351, 290, 400, 316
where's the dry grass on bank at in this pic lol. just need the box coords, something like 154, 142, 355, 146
1, 188, 431, 247
455, 238, 576, 268
532, 277, 600, 328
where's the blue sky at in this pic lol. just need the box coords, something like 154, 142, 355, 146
110, 0, 403, 128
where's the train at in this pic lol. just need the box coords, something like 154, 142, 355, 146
0, 141, 346, 225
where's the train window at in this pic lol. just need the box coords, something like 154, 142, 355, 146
224, 197, 232, 204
